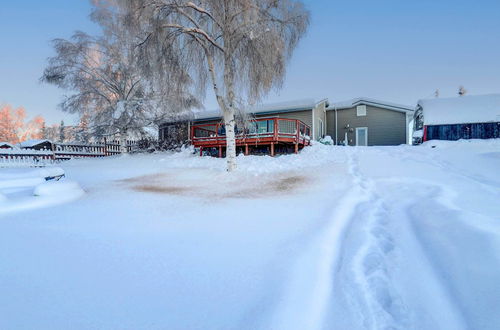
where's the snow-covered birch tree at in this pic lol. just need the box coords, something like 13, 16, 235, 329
42, 0, 198, 151
123, 0, 310, 171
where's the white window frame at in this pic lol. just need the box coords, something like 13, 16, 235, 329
356, 105, 367, 117
355, 127, 368, 146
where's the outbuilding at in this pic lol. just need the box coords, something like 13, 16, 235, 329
0, 142, 15, 149
415, 94, 500, 143
19, 139, 54, 151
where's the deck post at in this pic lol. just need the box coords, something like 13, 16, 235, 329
270, 143, 275, 157
274, 120, 278, 141
218, 146, 222, 158
200, 147, 203, 157
294, 143, 299, 154
245, 144, 249, 156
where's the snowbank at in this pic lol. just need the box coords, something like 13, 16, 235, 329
34, 181, 84, 198
419, 94, 500, 125
0, 167, 80, 215
0, 167, 64, 180
0, 177, 45, 190
420, 138, 500, 148
0, 141, 499, 329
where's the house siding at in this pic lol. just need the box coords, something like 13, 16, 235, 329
256, 110, 313, 129
160, 110, 315, 145
326, 105, 407, 146
312, 102, 327, 140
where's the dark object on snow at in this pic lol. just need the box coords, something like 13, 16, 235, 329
45, 174, 65, 181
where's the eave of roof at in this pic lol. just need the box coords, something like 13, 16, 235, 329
19, 139, 53, 148
182, 98, 327, 123
327, 97, 415, 113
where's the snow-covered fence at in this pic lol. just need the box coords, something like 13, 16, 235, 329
55, 142, 107, 160
0, 140, 145, 167
0, 150, 55, 168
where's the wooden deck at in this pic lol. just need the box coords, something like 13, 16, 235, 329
190, 117, 311, 157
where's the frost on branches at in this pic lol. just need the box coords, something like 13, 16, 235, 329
41, 0, 198, 150
0, 104, 45, 144
122, 0, 310, 170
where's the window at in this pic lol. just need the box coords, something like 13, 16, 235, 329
357, 105, 367, 117
257, 120, 274, 134
318, 119, 324, 139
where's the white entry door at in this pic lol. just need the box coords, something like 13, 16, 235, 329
356, 127, 368, 146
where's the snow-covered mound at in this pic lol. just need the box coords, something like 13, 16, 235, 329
0, 167, 64, 181
0, 141, 499, 330
0, 167, 65, 191
33, 180, 84, 198
0, 167, 81, 215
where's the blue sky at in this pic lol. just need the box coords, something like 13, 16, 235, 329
1, 0, 500, 125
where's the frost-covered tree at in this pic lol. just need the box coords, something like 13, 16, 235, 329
75, 111, 91, 143
123, 0, 310, 170
0, 105, 25, 144
42, 0, 198, 152
59, 120, 65, 142
0, 105, 45, 144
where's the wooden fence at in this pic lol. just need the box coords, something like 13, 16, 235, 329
0, 140, 141, 168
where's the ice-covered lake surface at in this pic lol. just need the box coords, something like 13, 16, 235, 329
1, 140, 499, 330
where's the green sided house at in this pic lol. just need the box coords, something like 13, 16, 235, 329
326, 98, 415, 146
158, 97, 414, 154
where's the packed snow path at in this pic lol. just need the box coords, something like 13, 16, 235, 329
0, 141, 499, 329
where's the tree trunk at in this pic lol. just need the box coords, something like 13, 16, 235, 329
205, 50, 237, 171
120, 129, 128, 154
223, 109, 237, 171
223, 53, 237, 172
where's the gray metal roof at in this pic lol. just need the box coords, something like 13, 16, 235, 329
190, 98, 321, 122
327, 97, 415, 113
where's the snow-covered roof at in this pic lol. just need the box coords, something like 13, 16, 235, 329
19, 139, 53, 148
0, 142, 15, 148
418, 94, 500, 125
327, 97, 415, 113
191, 99, 324, 121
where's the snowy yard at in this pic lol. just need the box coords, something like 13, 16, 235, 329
1, 141, 499, 330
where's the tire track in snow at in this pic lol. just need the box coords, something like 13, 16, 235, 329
269, 153, 369, 330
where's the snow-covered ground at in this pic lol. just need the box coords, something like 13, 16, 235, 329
0, 140, 499, 330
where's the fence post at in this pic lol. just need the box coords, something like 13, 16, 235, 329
104, 137, 108, 156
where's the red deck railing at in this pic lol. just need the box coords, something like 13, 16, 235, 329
190, 117, 311, 155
